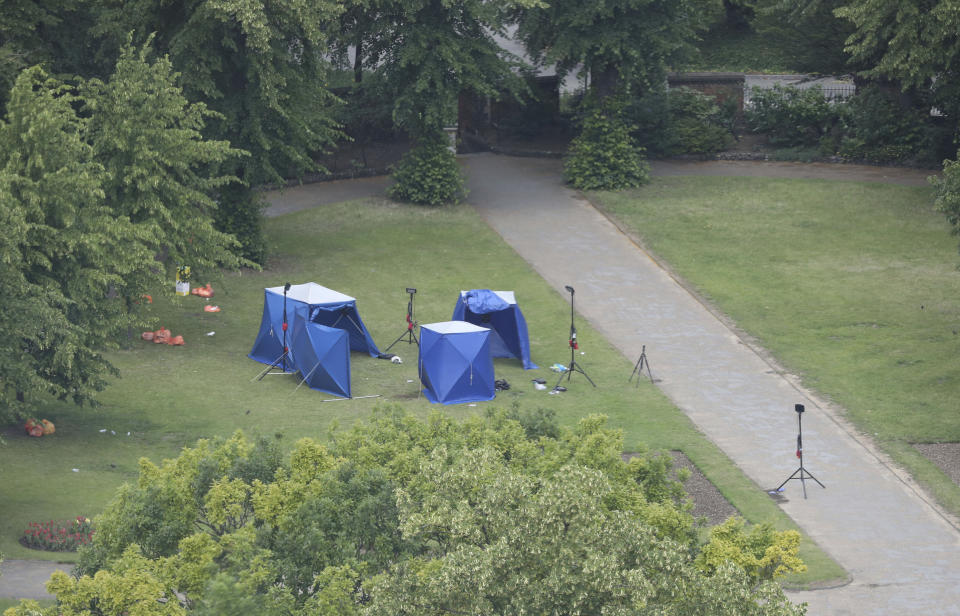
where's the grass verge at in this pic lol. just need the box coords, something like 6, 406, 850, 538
591, 175, 960, 519
0, 193, 842, 588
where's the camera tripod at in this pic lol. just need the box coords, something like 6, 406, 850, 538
775, 404, 825, 499
384, 287, 419, 352
629, 345, 653, 385
556, 286, 596, 389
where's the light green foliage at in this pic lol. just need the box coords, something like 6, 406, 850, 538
696, 517, 806, 583
388, 139, 466, 205
47, 547, 186, 616
0, 67, 145, 417
15, 409, 804, 615
94, 0, 345, 262
564, 99, 651, 190
83, 39, 248, 289
0, 40, 252, 419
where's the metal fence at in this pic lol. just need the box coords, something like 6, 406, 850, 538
819, 85, 856, 100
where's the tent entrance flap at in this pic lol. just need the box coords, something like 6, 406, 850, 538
451, 289, 538, 370
290, 305, 351, 398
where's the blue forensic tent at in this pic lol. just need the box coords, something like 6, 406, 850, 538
452, 290, 537, 370
419, 321, 495, 405
289, 305, 351, 398
249, 282, 380, 369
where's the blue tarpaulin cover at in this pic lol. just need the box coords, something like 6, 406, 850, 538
290, 305, 351, 398
419, 321, 495, 404
249, 282, 380, 370
452, 290, 538, 370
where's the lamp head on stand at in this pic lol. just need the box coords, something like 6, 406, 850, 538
565, 285, 575, 295
795, 404, 805, 414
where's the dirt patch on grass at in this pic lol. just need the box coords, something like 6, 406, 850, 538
913, 443, 960, 486
624, 451, 739, 526
670, 451, 740, 526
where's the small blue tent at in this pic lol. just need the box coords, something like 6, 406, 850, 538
290, 305, 351, 398
249, 283, 380, 369
452, 290, 537, 370
419, 321, 495, 405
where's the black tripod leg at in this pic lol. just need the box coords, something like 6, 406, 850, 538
774, 467, 802, 492
802, 468, 825, 489
384, 329, 410, 353
255, 351, 288, 381
573, 363, 597, 387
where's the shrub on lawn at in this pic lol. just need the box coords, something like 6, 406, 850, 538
565, 99, 650, 190
21, 516, 94, 552
388, 137, 465, 205
631, 87, 734, 156
835, 86, 930, 163
745, 84, 841, 147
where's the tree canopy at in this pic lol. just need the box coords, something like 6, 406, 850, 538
91, 0, 345, 261
836, 0, 960, 124
4, 408, 807, 616
0, 42, 246, 421
515, 0, 712, 98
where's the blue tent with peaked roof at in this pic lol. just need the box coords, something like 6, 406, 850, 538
290, 305, 351, 398
452, 290, 537, 370
419, 321, 495, 404
249, 282, 380, 370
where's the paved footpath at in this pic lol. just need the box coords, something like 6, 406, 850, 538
461, 154, 959, 615
1, 158, 951, 612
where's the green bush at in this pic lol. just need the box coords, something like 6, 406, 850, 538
387, 138, 465, 205
214, 184, 267, 265
630, 87, 733, 156
745, 84, 841, 147
835, 86, 928, 163
564, 101, 650, 190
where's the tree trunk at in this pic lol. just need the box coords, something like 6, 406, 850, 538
591, 63, 620, 101
354, 39, 363, 83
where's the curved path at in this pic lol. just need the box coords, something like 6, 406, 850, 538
1, 159, 951, 612
460, 154, 957, 615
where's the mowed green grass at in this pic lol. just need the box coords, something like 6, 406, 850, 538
593, 175, 960, 514
0, 194, 843, 586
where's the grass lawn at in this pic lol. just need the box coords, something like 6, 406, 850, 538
592, 175, 960, 516
0, 194, 843, 589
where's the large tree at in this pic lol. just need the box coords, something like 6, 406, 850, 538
0, 67, 146, 416
515, 0, 712, 99
0, 0, 102, 111
82, 39, 246, 300
94, 0, 345, 262
6, 409, 807, 615
835, 0, 960, 125
752, 0, 853, 74
0, 44, 247, 421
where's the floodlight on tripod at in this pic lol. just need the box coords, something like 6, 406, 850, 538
384, 287, 419, 353
773, 404, 825, 499
556, 285, 596, 389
